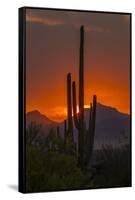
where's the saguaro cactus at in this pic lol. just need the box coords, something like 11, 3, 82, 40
78, 26, 85, 168
72, 26, 97, 169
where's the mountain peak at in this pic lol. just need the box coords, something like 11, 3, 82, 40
28, 110, 41, 115
26, 110, 58, 126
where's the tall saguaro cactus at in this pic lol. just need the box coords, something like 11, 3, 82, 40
78, 26, 85, 168
72, 26, 97, 169
79, 26, 84, 127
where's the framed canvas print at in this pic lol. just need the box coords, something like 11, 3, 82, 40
19, 7, 132, 193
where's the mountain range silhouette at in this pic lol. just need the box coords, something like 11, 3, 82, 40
26, 103, 130, 149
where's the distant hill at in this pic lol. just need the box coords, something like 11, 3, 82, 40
26, 110, 59, 136
26, 110, 58, 126
84, 103, 130, 148
26, 103, 130, 149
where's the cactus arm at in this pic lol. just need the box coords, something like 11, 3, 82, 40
91, 95, 97, 134
85, 95, 97, 166
67, 73, 73, 138
72, 81, 79, 129
89, 95, 97, 161
88, 103, 92, 131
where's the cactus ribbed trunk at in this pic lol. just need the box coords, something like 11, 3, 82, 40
79, 26, 84, 120
78, 26, 85, 168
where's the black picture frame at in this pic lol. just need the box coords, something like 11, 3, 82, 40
19, 6, 132, 193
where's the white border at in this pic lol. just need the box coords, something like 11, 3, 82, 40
0, 0, 134, 199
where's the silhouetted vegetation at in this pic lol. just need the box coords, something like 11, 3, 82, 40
26, 124, 94, 192
26, 122, 131, 192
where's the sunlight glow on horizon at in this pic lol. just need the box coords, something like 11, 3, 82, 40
26, 101, 130, 123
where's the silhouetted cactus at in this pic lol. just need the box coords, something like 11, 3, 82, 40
67, 73, 74, 142
84, 95, 97, 167
72, 26, 97, 169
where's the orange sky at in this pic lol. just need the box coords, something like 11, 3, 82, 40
26, 9, 131, 122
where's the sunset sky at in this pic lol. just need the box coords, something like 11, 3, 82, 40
26, 8, 131, 122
